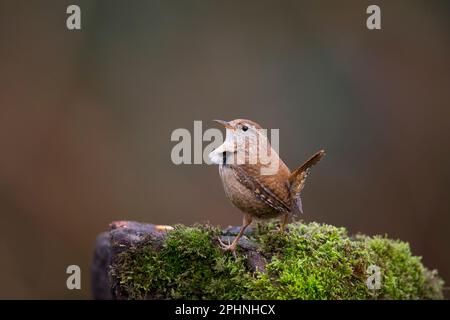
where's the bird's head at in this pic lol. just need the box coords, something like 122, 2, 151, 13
209, 119, 270, 165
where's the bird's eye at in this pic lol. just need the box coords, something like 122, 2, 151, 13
242, 125, 248, 132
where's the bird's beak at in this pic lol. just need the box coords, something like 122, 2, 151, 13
213, 119, 234, 130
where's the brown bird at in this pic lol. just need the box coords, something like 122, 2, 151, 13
209, 119, 325, 252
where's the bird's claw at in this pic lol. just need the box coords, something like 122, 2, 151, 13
278, 225, 287, 233
218, 236, 234, 250
217, 237, 237, 258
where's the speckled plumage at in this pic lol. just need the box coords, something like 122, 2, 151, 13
219, 160, 291, 219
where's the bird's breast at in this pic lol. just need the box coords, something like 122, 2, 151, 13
218, 165, 284, 219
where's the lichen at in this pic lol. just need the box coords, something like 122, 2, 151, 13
110, 222, 444, 300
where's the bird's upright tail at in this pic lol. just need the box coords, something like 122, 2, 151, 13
289, 149, 325, 217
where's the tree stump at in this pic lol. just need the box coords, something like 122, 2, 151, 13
91, 221, 444, 300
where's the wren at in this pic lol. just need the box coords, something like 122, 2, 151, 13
209, 119, 325, 252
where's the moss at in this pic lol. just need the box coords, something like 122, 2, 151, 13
248, 223, 371, 299
110, 222, 444, 300
110, 224, 253, 299
363, 236, 444, 299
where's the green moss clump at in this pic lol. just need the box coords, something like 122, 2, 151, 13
110, 222, 444, 300
248, 223, 370, 299
363, 236, 443, 299
111, 225, 253, 299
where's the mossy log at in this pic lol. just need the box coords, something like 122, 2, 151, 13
91, 221, 444, 300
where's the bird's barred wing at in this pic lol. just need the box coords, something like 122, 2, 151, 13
230, 164, 291, 213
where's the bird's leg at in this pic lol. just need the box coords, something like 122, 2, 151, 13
219, 214, 252, 252
279, 213, 289, 233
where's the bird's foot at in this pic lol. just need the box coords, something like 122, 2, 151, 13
278, 224, 289, 233
217, 237, 237, 258
278, 214, 289, 233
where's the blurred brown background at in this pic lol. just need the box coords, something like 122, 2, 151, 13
0, 0, 449, 299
